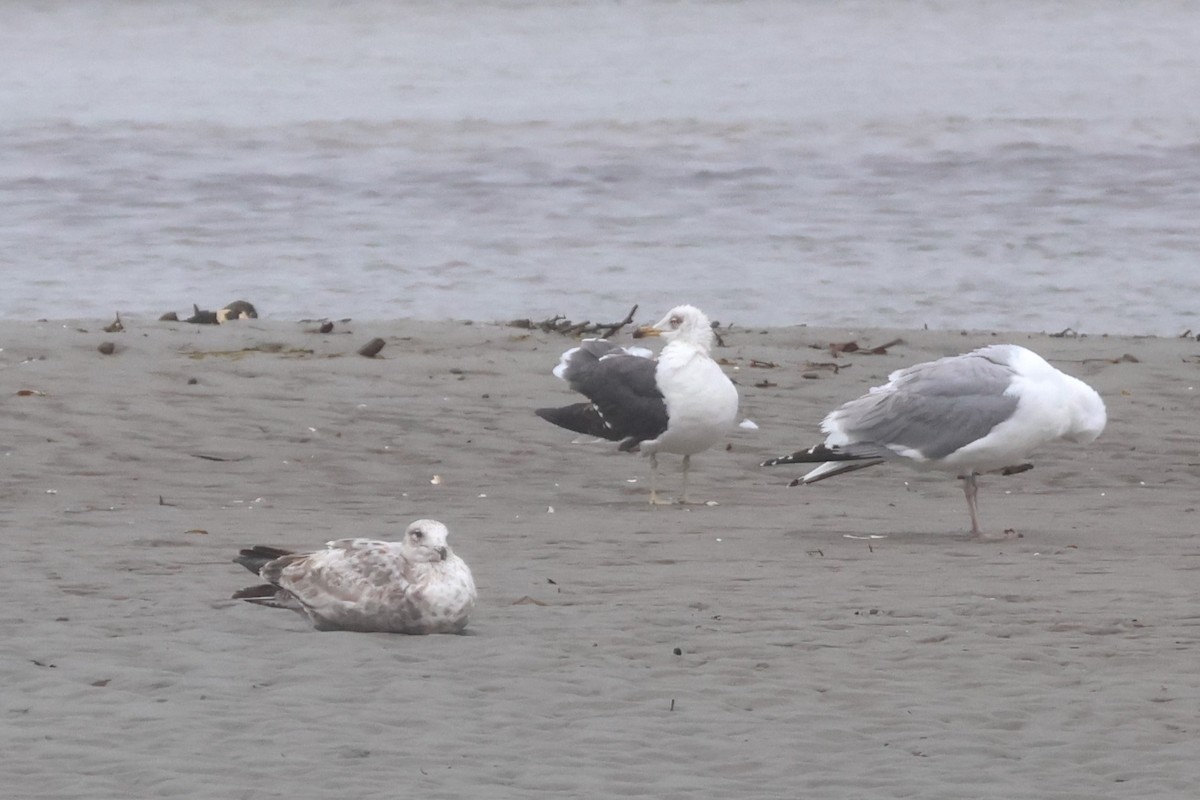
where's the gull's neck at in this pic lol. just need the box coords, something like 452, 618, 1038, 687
664, 330, 713, 356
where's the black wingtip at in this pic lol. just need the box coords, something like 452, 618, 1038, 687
761, 448, 817, 467
535, 402, 624, 442
535, 403, 586, 431
232, 583, 278, 600
763, 443, 875, 467
233, 545, 292, 575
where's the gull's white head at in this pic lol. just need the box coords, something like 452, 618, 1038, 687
633, 305, 716, 351
999, 345, 1107, 446
402, 519, 453, 563
1063, 378, 1108, 444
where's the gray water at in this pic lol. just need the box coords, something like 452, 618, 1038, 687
2, 0, 1198, 333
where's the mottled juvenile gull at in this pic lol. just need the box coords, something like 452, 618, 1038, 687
536, 304, 741, 504
763, 344, 1106, 535
232, 519, 476, 633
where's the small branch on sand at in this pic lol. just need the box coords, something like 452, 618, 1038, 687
710, 321, 727, 348
819, 338, 903, 357
597, 304, 639, 338
802, 361, 851, 377
1079, 353, 1140, 365
507, 304, 640, 338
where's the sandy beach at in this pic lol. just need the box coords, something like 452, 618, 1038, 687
2, 315, 1197, 798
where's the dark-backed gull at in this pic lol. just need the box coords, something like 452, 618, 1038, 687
232, 519, 476, 633
536, 304, 740, 504
763, 344, 1107, 536
218, 300, 258, 321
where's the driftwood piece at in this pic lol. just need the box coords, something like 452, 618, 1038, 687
817, 338, 903, 357
800, 361, 852, 379
187, 304, 220, 325
506, 304, 740, 348
507, 304, 640, 338
1080, 353, 1140, 365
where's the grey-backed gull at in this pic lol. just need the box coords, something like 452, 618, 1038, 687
763, 344, 1107, 536
536, 304, 740, 504
232, 519, 476, 633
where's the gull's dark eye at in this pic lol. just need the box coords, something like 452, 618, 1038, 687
411, 529, 424, 541
670, 316, 682, 327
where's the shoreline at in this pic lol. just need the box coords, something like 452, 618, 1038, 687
12, 311, 1199, 339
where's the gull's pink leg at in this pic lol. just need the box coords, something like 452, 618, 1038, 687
648, 453, 671, 505
961, 473, 983, 535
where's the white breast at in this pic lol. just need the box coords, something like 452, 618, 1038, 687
644, 343, 739, 455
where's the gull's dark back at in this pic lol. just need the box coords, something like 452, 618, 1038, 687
536, 340, 668, 447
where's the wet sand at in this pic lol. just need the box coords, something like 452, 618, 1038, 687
2, 316, 1197, 798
